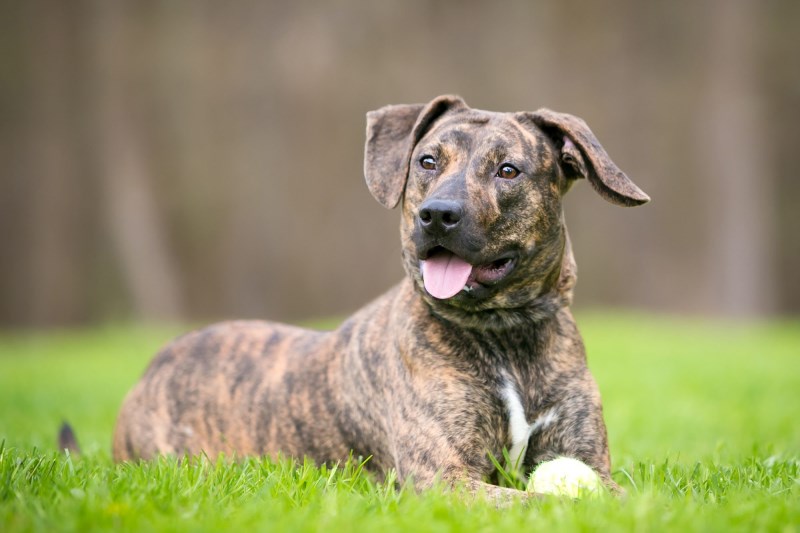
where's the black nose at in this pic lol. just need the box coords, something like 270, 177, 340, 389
418, 199, 464, 235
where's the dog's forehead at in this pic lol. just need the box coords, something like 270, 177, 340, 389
420, 109, 546, 155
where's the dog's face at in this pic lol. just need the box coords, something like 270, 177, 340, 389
402, 110, 567, 317
364, 96, 648, 327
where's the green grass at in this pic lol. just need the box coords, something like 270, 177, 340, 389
1, 314, 798, 531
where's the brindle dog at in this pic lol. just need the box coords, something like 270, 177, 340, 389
112, 95, 649, 501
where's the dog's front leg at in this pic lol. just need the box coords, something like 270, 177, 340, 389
388, 432, 534, 506
405, 463, 535, 507
463, 480, 536, 507
526, 376, 618, 491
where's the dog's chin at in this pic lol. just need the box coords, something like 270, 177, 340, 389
406, 245, 566, 329
417, 246, 518, 303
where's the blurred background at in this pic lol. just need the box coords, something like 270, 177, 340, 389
1, 0, 798, 328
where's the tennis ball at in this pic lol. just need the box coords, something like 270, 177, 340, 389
526, 457, 605, 498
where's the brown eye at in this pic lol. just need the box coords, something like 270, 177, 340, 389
496, 164, 520, 180
420, 156, 437, 171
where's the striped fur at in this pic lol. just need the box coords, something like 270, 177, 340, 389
114, 96, 648, 501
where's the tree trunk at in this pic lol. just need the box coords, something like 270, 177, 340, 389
700, 0, 774, 316
89, 0, 183, 321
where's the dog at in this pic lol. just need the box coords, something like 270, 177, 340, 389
111, 95, 648, 501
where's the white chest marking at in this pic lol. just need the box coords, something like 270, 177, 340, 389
501, 381, 559, 473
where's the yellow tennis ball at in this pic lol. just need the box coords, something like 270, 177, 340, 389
526, 457, 605, 498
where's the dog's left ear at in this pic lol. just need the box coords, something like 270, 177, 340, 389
364, 95, 467, 209
523, 109, 650, 207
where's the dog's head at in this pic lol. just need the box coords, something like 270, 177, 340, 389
364, 95, 648, 328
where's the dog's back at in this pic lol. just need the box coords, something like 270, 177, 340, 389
112, 320, 339, 461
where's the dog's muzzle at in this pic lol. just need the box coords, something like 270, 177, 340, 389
418, 199, 464, 238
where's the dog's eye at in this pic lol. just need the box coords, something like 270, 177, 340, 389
496, 164, 520, 180
420, 156, 437, 171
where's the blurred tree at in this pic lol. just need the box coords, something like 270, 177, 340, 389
0, 0, 798, 327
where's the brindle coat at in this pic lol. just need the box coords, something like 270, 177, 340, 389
113, 95, 648, 501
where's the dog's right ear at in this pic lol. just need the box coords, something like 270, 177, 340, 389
364, 95, 467, 209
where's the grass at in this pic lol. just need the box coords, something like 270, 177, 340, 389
1, 313, 798, 531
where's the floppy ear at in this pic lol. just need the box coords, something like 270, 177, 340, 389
528, 109, 650, 206
364, 95, 467, 208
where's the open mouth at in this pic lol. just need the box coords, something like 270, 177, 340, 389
419, 246, 516, 300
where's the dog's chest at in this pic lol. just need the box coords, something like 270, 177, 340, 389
499, 377, 559, 473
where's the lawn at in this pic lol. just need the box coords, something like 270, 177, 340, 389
1, 314, 798, 531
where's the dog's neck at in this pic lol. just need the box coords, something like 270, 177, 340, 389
426, 290, 568, 333
395, 281, 567, 373
396, 280, 569, 342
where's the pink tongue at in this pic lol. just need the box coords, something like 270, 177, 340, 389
421, 252, 473, 299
